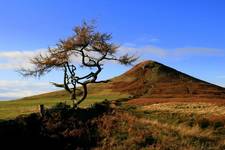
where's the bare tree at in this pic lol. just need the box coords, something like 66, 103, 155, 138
19, 22, 138, 107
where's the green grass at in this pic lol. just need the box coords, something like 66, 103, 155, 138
0, 85, 129, 119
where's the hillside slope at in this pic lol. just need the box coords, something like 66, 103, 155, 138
27, 60, 225, 100
1, 60, 225, 119
110, 60, 225, 99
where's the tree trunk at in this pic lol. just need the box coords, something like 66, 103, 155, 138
74, 84, 88, 107
70, 92, 76, 107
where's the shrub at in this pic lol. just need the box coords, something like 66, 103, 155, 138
198, 118, 211, 129
138, 135, 157, 147
52, 102, 71, 110
116, 132, 128, 141
213, 121, 224, 129
187, 117, 195, 127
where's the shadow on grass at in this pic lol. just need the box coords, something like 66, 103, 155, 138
0, 100, 111, 150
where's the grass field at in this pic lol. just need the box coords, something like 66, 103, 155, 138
110, 100, 225, 149
0, 90, 225, 149
0, 84, 129, 119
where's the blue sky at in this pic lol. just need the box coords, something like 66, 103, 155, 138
0, 0, 225, 100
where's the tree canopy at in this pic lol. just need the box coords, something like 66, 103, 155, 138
20, 21, 138, 107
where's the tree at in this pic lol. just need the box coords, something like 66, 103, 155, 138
19, 22, 138, 107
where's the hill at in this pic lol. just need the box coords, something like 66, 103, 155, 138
17, 60, 225, 100
1, 60, 225, 119
23, 60, 225, 100
110, 60, 225, 99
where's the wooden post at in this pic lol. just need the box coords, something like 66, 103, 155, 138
40, 104, 45, 117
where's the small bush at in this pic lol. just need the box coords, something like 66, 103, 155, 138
139, 135, 156, 147
187, 118, 195, 127
198, 118, 210, 129
116, 132, 128, 141
123, 105, 137, 112
213, 121, 224, 129
143, 110, 151, 114
52, 102, 71, 110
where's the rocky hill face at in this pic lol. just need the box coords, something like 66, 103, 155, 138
110, 60, 225, 99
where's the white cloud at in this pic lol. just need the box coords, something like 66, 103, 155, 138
119, 45, 224, 58
0, 46, 223, 71
0, 48, 85, 70
0, 49, 46, 70
172, 47, 223, 57
119, 45, 167, 57
0, 79, 55, 100
0, 80, 49, 88
0, 51, 34, 59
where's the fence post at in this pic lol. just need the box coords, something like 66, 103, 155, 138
40, 104, 45, 117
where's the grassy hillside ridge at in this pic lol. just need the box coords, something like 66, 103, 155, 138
18, 60, 225, 102
0, 84, 129, 119
1, 60, 225, 119
111, 60, 225, 98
